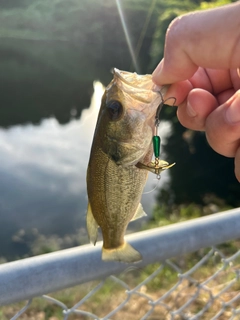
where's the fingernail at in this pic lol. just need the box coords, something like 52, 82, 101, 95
225, 94, 240, 124
152, 60, 163, 80
186, 101, 197, 117
237, 68, 240, 78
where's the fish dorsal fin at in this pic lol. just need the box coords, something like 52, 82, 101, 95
86, 203, 98, 245
131, 203, 147, 221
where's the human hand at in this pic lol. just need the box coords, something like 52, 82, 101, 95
152, 2, 240, 181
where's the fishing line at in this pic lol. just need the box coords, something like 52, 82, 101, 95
142, 176, 161, 195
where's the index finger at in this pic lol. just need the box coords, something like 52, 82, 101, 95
152, 2, 240, 85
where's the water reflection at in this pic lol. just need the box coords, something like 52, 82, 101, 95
0, 81, 170, 260
0, 82, 100, 258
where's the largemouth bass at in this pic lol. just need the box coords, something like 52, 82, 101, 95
86, 69, 171, 263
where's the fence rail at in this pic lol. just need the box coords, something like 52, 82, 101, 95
1, 208, 240, 319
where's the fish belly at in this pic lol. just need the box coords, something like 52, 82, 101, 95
87, 148, 147, 262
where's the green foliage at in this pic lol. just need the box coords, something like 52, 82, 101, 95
200, 0, 235, 9
139, 263, 179, 291
179, 203, 202, 218
145, 199, 232, 231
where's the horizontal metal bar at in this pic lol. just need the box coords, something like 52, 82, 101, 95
0, 207, 240, 306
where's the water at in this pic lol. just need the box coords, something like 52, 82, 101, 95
0, 0, 165, 260
0, 82, 102, 259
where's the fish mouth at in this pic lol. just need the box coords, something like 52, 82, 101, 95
111, 68, 167, 106
112, 68, 153, 90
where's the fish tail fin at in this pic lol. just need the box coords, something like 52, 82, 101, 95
102, 242, 142, 263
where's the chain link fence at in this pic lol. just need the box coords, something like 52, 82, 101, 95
1, 208, 240, 320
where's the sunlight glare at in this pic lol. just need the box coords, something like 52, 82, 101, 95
116, 0, 140, 73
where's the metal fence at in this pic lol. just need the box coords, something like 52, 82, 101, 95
1, 208, 240, 319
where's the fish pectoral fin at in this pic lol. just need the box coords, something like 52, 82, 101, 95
131, 203, 147, 221
102, 242, 142, 263
86, 203, 98, 245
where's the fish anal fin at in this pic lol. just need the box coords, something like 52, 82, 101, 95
102, 242, 142, 263
86, 202, 98, 245
131, 203, 147, 221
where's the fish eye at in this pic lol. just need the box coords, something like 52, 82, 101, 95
106, 100, 123, 121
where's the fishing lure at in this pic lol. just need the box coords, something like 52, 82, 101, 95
152, 94, 176, 178
137, 93, 176, 178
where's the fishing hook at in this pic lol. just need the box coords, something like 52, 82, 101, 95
155, 92, 177, 127
136, 92, 176, 177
